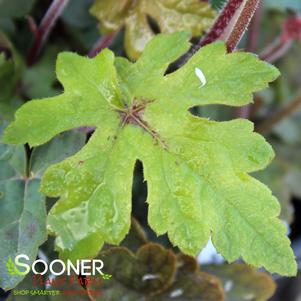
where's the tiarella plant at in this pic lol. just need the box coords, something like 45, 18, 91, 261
3, 31, 296, 275
1, 0, 301, 299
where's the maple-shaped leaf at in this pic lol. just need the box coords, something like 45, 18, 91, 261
90, 0, 215, 59
3, 32, 297, 276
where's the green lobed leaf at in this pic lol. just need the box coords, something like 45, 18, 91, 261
90, 0, 215, 59
3, 32, 296, 276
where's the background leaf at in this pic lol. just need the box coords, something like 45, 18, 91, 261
0, 31, 23, 121
0, 124, 46, 290
0, 0, 36, 18
90, 0, 216, 59
0, 126, 86, 290
158, 255, 224, 301
88, 244, 224, 301
204, 263, 276, 301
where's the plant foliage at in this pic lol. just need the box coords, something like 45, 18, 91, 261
0, 125, 86, 290
4, 32, 297, 276
90, 0, 215, 59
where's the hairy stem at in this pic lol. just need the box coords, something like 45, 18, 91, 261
220, 0, 261, 52
177, 0, 261, 68
245, 0, 262, 52
199, 0, 261, 52
27, 0, 69, 66
235, 1, 262, 118
256, 92, 301, 134
200, 0, 244, 48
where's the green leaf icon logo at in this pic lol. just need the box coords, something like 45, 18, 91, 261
101, 273, 112, 280
6, 257, 26, 276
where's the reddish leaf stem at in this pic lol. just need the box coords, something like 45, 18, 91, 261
260, 38, 293, 63
26, 16, 38, 37
260, 15, 301, 63
235, 1, 262, 118
88, 33, 117, 58
27, 0, 69, 66
200, 0, 244, 48
245, 1, 262, 52
199, 0, 261, 52
182, 0, 261, 63
221, 0, 261, 52
196, 0, 261, 119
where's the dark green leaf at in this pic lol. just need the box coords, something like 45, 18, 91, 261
0, 31, 23, 121
0, 0, 36, 18
0, 125, 86, 290
0, 123, 46, 290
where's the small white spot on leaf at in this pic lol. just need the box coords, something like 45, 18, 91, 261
195, 67, 206, 87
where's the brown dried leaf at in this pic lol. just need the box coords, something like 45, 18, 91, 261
203, 263, 276, 301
